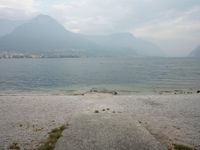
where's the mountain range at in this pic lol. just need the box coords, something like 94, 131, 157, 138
0, 14, 164, 57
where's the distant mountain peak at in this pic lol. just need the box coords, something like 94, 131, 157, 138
36, 14, 50, 18
31, 14, 59, 24
110, 32, 134, 38
34, 14, 53, 19
9, 13, 69, 36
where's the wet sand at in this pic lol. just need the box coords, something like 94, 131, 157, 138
0, 93, 200, 149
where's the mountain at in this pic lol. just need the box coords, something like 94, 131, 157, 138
0, 19, 24, 37
86, 32, 163, 57
189, 45, 200, 57
0, 15, 105, 57
0, 14, 164, 57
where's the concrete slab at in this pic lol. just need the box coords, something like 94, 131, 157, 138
55, 113, 166, 150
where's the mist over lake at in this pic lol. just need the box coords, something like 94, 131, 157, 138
1, 57, 200, 94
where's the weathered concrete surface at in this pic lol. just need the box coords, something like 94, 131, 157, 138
55, 113, 166, 150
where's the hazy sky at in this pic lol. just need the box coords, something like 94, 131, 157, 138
0, 0, 200, 56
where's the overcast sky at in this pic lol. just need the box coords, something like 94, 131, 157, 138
0, 0, 200, 56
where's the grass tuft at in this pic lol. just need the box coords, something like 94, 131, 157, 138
36, 125, 67, 150
173, 143, 196, 150
9, 142, 20, 150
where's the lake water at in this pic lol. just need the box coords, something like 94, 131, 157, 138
0, 57, 200, 94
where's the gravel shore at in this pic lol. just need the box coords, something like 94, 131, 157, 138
0, 93, 200, 149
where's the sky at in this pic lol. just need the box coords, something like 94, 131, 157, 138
0, 0, 200, 56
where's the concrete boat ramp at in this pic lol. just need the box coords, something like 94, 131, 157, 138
55, 112, 166, 150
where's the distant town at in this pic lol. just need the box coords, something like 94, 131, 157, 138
0, 52, 80, 59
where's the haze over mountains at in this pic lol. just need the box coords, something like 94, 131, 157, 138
0, 19, 24, 37
85, 33, 163, 57
0, 15, 165, 57
190, 46, 200, 57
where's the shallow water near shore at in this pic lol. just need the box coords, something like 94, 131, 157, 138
0, 57, 200, 95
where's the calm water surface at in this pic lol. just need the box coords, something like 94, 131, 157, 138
0, 57, 200, 94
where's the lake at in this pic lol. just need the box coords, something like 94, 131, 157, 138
0, 57, 200, 94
